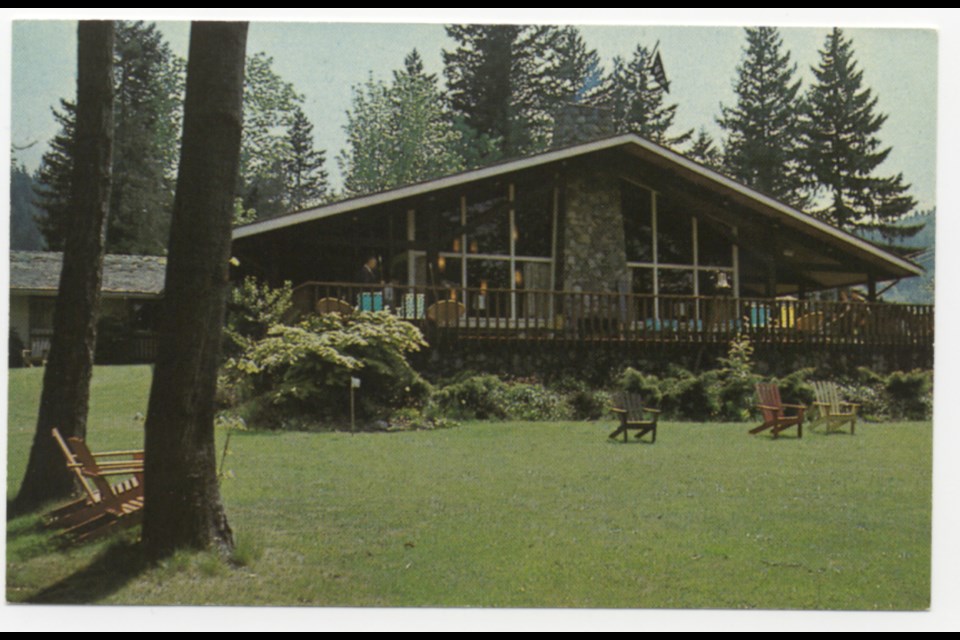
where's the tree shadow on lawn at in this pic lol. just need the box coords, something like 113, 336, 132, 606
24, 537, 148, 604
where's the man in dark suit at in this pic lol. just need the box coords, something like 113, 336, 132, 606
356, 255, 379, 284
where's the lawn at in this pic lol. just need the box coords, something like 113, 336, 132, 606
6, 365, 932, 608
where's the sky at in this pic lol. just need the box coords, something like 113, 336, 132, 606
2, 8, 959, 632
4, 10, 943, 213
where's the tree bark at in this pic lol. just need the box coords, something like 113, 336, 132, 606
12, 21, 114, 514
141, 22, 248, 558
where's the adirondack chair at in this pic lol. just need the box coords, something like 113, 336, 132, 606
812, 381, 859, 434
749, 383, 805, 438
609, 392, 660, 443
46, 429, 145, 543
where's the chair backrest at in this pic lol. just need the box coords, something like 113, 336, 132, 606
614, 391, 647, 421
315, 297, 353, 316
756, 383, 783, 422
813, 381, 842, 414
52, 428, 100, 503
426, 300, 465, 327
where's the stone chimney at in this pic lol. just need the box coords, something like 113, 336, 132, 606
552, 102, 615, 149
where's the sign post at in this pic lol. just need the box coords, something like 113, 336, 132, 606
350, 376, 361, 433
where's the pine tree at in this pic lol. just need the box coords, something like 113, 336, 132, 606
686, 127, 723, 171
717, 27, 807, 208
33, 21, 182, 255
283, 106, 328, 211
34, 100, 75, 250
108, 21, 182, 254
551, 26, 603, 108
800, 28, 917, 238
10, 162, 46, 250
339, 50, 464, 197
443, 24, 566, 161
593, 45, 691, 147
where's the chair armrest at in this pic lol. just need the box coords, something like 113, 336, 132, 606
642, 407, 662, 414
610, 407, 627, 414
756, 404, 781, 412
782, 403, 807, 410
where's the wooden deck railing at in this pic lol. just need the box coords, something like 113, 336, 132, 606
290, 281, 934, 348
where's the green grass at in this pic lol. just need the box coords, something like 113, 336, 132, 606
6, 365, 932, 608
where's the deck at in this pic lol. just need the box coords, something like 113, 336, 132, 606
290, 282, 935, 349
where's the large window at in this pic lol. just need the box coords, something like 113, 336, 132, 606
622, 181, 736, 313
408, 182, 556, 318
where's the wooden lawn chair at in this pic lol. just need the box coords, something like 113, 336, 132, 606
426, 300, 465, 327
749, 383, 805, 439
315, 297, 353, 316
812, 381, 859, 435
47, 429, 145, 543
609, 392, 660, 443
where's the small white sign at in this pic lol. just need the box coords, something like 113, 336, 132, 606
351, 377, 361, 389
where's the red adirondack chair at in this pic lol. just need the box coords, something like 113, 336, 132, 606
749, 383, 805, 438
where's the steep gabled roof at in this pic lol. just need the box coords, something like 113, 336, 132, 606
9, 251, 166, 297
233, 133, 922, 280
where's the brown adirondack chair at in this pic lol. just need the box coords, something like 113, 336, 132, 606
46, 429, 145, 543
609, 392, 660, 443
812, 381, 859, 434
749, 383, 805, 438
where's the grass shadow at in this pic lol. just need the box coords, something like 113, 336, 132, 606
25, 538, 148, 604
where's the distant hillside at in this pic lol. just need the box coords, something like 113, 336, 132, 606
853, 209, 935, 305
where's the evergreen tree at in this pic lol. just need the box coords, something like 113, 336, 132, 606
108, 20, 182, 254
593, 45, 691, 147
283, 106, 328, 211
800, 28, 917, 238
339, 50, 464, 197
33, 21, 183, 255
240, 52, 304, 218
443, 24, 566, 161
686, 127, 723, 171
717, 27, 807, 208
551, 26, 603, 108
34, 100, 77, 250
10, 162, 46, 250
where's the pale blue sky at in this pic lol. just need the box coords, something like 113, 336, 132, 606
5, 11, 942, 212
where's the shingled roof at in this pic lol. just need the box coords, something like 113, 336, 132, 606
9, 251, 166, 297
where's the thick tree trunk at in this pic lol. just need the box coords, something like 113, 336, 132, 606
12, 21, 114, 514
142, 22, 248, 558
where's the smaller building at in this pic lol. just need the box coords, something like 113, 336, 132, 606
9, 251, 166, 364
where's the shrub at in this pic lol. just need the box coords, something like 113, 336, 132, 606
675, 371, 722, 421
713, 335, 760, 421
884, 370, 933, 420
224, 276, 293, 355
776, 367, 816, 406
502, 383, 569, 421
618, 367, 662, 406
431, 375, 510, 420
223, 310, 429, 426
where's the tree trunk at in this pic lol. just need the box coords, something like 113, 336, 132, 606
141, 22, 248, 558
12, 21, 114, 515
